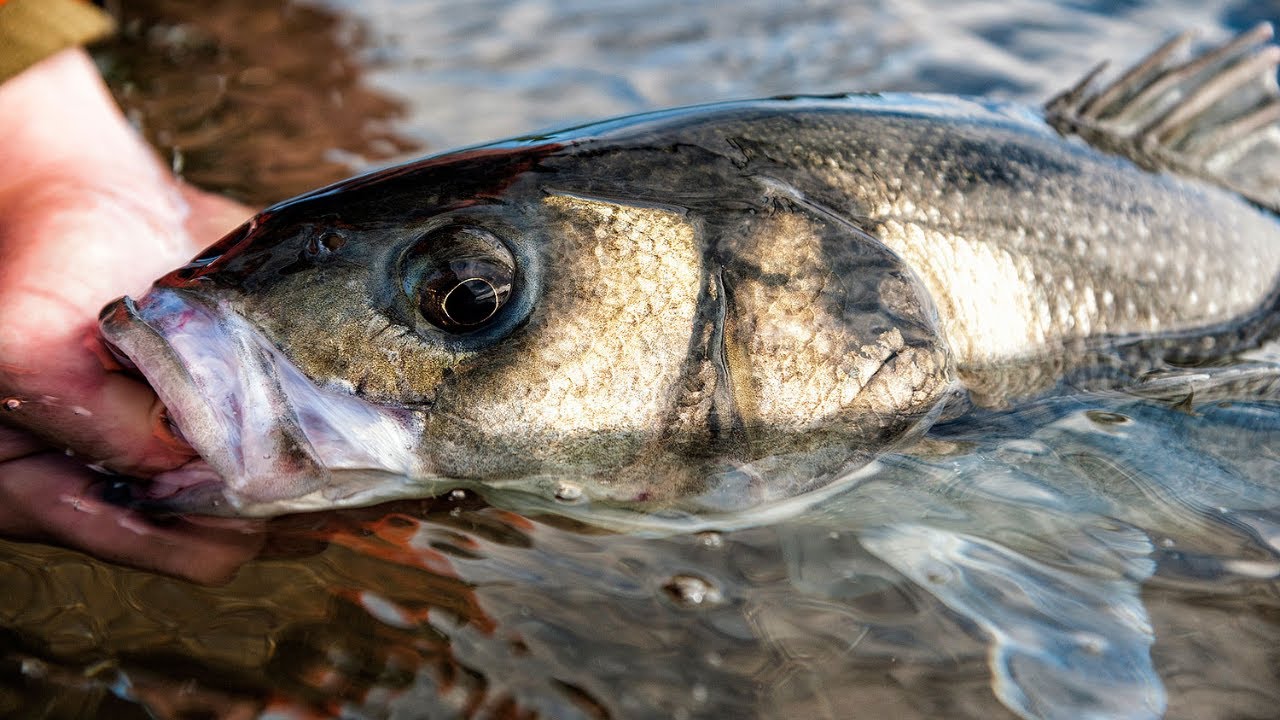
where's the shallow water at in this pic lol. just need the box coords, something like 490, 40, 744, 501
3, 1, 1279, 718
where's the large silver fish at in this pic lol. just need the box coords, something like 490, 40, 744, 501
100, 25, 1280, 516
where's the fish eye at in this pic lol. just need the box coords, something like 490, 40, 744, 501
401, 225, 515, 333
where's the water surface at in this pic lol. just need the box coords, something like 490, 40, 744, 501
2, 1, 1278, 718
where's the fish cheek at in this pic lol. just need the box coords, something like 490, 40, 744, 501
721, 209, 954, 453
425, 195, 704, 489
241, 266, 465, 401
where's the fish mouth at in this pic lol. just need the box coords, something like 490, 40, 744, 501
99, 289, 428, 516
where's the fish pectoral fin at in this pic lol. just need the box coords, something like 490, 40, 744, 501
1046, 22, 1280, 214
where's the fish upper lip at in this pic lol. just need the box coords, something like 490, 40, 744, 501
99, 289, 430, 516
99, 293, 248, 507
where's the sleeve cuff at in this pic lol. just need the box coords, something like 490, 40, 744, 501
0, 0, 115, 84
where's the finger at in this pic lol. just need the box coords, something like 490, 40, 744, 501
0, 177, 247, 473
0, 49, 248, 475
0, 448, 264, 585
0, 423, 44, 466
0, 366, 195, 475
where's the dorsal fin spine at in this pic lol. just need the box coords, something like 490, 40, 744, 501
1077, 32, 1190, 120
1047, 22, 1280, 214
1146, 44, 1280, 144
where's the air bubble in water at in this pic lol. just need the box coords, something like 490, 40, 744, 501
554, 482, 583, 502
662, 574, 723, 607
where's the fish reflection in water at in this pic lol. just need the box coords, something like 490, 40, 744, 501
4, 384, 1275, 718
431, 387, 1280, 720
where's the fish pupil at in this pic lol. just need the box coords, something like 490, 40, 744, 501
416, 262, 512, 332
441, 277, 500, 326
402, 224, 516, 334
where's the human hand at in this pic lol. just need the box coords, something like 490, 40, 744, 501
0, 48, 261, 583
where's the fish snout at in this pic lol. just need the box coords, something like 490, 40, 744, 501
98, 288, 428, 517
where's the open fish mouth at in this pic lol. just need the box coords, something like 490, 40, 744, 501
98, 289, 428, 516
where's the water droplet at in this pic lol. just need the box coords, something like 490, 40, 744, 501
2, 397, 21, 411
691, 684, 708, 703
924, 563, 954, 585
662, 574, 723, 607
1086, 410, 1131, 425
554, 482, 583, 502
1075, 632, 1107, 655
697, 531, 723, 548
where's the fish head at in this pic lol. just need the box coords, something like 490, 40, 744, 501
99, 128, 957, 517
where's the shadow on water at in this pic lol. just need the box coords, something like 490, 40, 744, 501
3, 1, 1278, 718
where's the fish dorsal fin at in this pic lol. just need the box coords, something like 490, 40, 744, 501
1046, 22, 1280, 213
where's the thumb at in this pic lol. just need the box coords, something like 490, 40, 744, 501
0, 48, 251, 475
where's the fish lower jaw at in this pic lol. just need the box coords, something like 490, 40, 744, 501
99, 288, 431, 516
140, 458, 233, 513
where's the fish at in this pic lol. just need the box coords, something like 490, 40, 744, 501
99, 24, 1280, 517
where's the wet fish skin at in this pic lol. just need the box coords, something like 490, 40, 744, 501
547, 96, 1280, 397
98, 76, 1280, 515
128, 116, 954, 507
